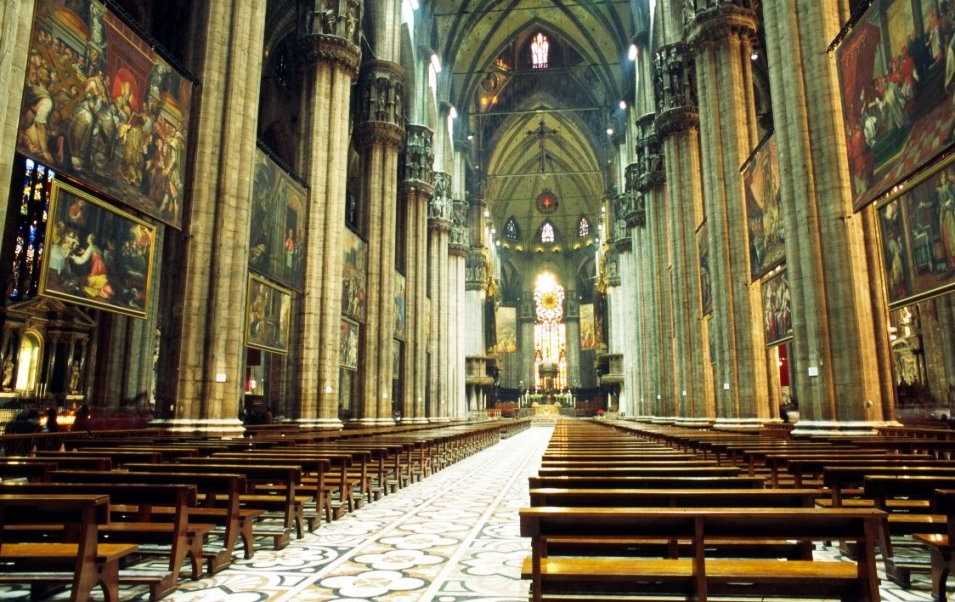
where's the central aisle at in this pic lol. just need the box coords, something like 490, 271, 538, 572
165, 424, 553, 601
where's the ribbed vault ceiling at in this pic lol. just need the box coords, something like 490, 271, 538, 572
431, 0, 634, 252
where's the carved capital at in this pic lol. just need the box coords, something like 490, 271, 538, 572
686, 1, 758, 44
653, 42, 697, 113
357, 60, 406, 129
656, 105, 700, 138
302, 0, 362, 45
354, 121, 405, 149
298, 34, 361, 76
429, 172, 454, 228
635, 114, 665, 190
449, 199, 470, 253
402, 124, 434, 186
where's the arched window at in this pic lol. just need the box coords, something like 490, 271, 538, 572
504, 217, 521, 241
540, 221, 555, 243
578, 216, 590, 238
531, 33, 549, 69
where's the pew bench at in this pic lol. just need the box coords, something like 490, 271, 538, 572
0, 481, 208, 599
48, 469, 253, 574
913, 489, 955, 601
0, 493, 143, 602
520, 506, 885, 602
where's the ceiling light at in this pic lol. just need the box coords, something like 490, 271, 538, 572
619, 100, 627, 110
409, 0, 419, 9
751, 50, 758, 61
431, 53, 442, 73
449, 105, 457, 119
606, 126, 614, 136
467, 134, 473, 140
628, 43, 638, 61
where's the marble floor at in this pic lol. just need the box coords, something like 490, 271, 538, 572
0, 424, 948, 601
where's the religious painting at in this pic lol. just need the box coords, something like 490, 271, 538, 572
877, 153, 955, 307
249, 148, 307, 291
698, 222, 712, 315
837, 0, 955, 211
393, 339, 402, 377
579, 303, 596, 350
39, 180, 156, 318
496, 306, 517, 353
340, 319, 359, 370
18, 0, 195, 228
743, 135, 785, 279
245, 275, 292, 354
341, 229, 367, 321
394, 273, 406, 339
763, 270, 793, 346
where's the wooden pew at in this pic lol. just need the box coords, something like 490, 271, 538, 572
913, 489, 955, 601
0, 493, 141, 602
528, 475, 767, 490
863, 475, 955, 588
0, 481, 206, 599
535, 465, 742, 478
48, 469, 250, 574
126, 461, 307, 544
822, 465, 955, 507
519, 506, 885, 602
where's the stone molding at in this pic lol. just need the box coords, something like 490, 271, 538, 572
656, 106, 701, 138
686, 1, 758, 45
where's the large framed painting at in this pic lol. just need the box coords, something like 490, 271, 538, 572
340, 319, 359, 370
763, 269, 792, 346
743, 135, 785, 279
18, 0, 195, 228
250, 148, 307, 290
877, 153, 955, 307
341, 229, 367, 321
496, 306, 517, 353
837, 0, 954, 211
245, 275, 292, 354
579, 303, 596, 350
698, 222, 712, 316
39, 179, 156, 318
394, 273, 406, 339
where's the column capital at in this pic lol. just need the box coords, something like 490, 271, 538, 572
449, 199, 470, 255
355, 60, 406, 149
429, 172, 453, 230
635, 114, 666, 190
402, 124, 434, 187
653, 42, 697, 115
686, 2, 758, 45
656, 106, 701, 138
298, 34, 361, 76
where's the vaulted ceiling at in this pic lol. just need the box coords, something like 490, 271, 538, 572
431, 0, 636, 253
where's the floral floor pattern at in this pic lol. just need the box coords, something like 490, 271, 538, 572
0, 423, 947, 601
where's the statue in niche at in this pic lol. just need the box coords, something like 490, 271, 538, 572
68, 360, 81, 394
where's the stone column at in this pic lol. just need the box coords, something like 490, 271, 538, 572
654, 42, 713, 425
688, 2, 769, 425
164, 1, 266, 433
0, 0, 35, 229
400, 124, 433, 424
449, 192, 469, 420
428, 172, 452, 421
353, 59, 405, 426
295, 1, 362, 427
762, 1, 888, 433
520, 296, 536, 390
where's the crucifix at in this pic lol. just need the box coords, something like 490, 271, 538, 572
526, 118, 558, 174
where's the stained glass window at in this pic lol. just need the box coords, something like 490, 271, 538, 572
540, 221, 555, 243
504, 218, 521, 241
533, 273, 566, 390
7, 156, 54, 303
531, 33, 549, 69
578, 216, 590, 238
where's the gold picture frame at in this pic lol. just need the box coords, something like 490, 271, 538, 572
245, 274, 292, 354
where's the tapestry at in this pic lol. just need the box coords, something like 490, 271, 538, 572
40, 180, 155, 318
763, 270, 793, 346
838, 0, 955, 211
250, 148, 307, 291
245, 274, 292, 354
394, 273, 406, 339
340, 319, 359, 370
743, 135, 785, 279
579, 303, 596, 350
18, 0, 194, 227
341, 229, 367, 321
878, 153, 955, 307
698, 222, 712, 315
496, 306, 517, 353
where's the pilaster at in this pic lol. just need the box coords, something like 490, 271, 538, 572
428, 171, 453, 421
